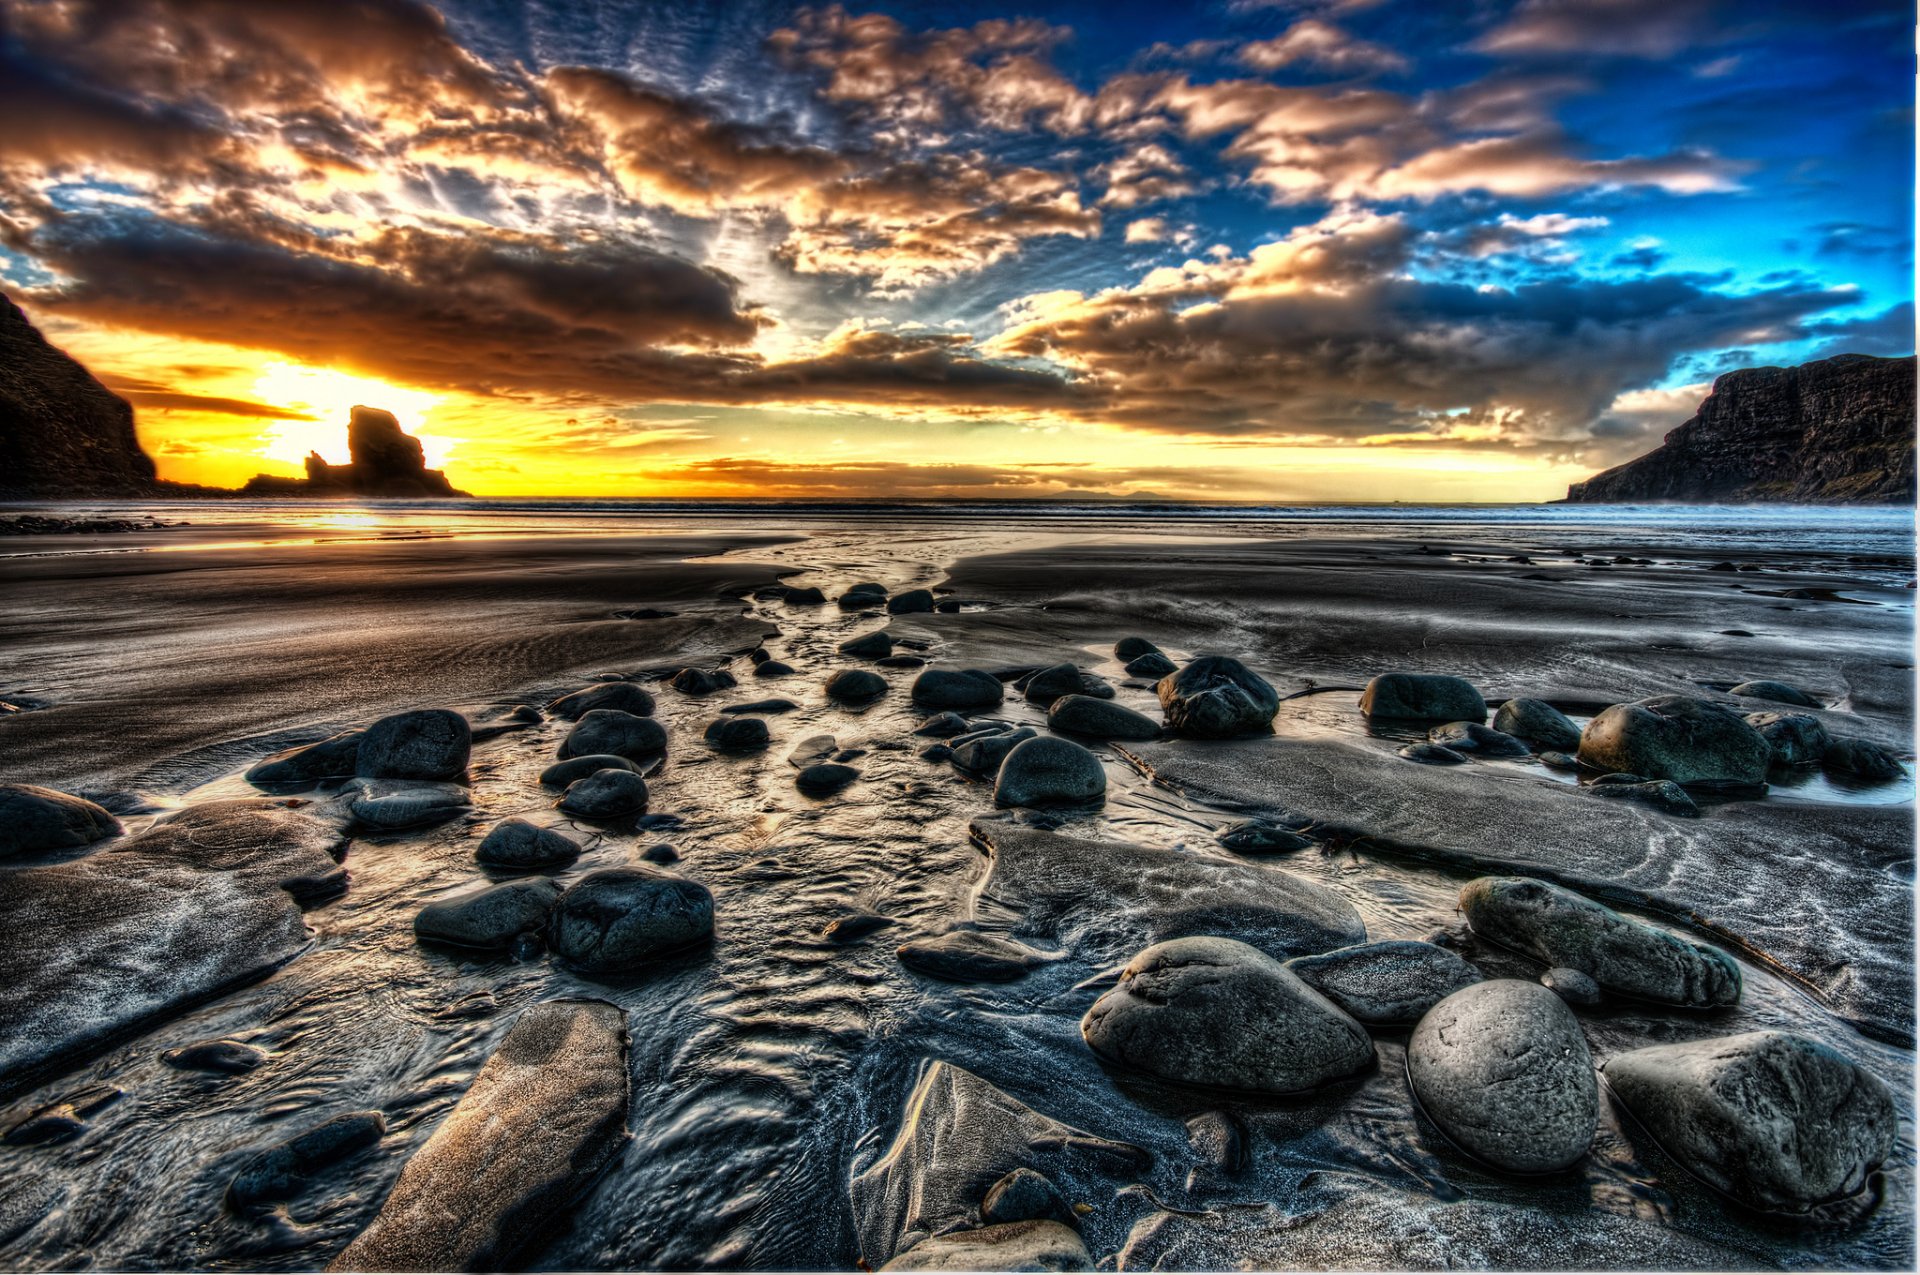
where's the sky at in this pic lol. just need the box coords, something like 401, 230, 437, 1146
0, 0, 1911, 502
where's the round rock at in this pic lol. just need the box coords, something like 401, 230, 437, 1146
1156, 656, 1281, 739
415, 878, 560, 950
1024, 663, 1111, 706
839, 630, 894, 658
994, 736, 1106, 807
910, 668, 1003, 710
796, 763, 860, 796
0, 783, 121, 858
559, 709, 667, 761
1285, 939, 1483, 1026
342, 778, 469, 830
825, 669, 887, 703
1822, 736, 1905, 781
1047, 695, 1160, 741
1124, 651, 1178, 678
1744, 711, 1830, 766
547, 866, 714, 971
1428, 721, 1530, 757
475, 818, 581, 870
1114, 636, 1161, 660
1359, 673, 1487, 722
886, 588, 936, 614
547, 682, 655, 721
538, 754, 640, 788
1729, 679, 1819, 708
1541, 967, 1601, 1006
1577, 695, 1769, 784
557, 769, 649, 819
703, 717, 770, 752
1491, 698, 1581, 751
355, 709, 471, 781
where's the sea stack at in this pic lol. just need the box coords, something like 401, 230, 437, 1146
243, 405, 468, 498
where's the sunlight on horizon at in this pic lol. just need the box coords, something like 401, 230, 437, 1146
253, 363, 459, 469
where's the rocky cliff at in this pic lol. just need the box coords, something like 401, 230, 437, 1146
0, 295, 159, 497
241, 406, 468, 498
1566, 354, 1916, 505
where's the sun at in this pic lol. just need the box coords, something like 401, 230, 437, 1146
252, 363, 455, 469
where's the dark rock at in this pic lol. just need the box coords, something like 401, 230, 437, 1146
1601, 1030, 1897, 1214
355, 709, 471, 780
476, 819, 582, 871
327, 1001, 628, 1271
839, 583, 889, 610
245, 732, 363, 787
1490, 698, 1581, 751
547, 682, 655, 720
1082, 936, 1373, 1094
1590, 777, 1699, 817
787, 734, 839, 767
1286, 939, 1483, 1026
0, 782, 121, 858
1124, 651, 1178, 678
994, 736, 1106, 808
1, 294, 161, 497
1156, 656, 1280, 738
950, 726, 1036, 774
796, 763, 861, 796
1729, 679, 1819, 708
241, 405, 467, 498
4, 1086, 121, 1145
1185, 1111, 1247, 1173
162, 1038, 266, 1074
878, 654, 926, 669
1708, 561, 1738, 572
783, 586, 827, 606
722, 697, 799, 715
559, 709, 667, 760
548, 866, 713, 971
887, 588, 936, 614
1047, 695, 1159, 740
1114, 637, 1161, 660
824, 911, 894, 943
1217, 821, 1311, 854
826, 668, 887, 703
1578, 695, 1769, 784
1538, 750, 1581, 771
980, 1168, 1072, 1226
910, 668, 1004, 710
1744, 711, 1831, 766
1541, 967, 1601, 1006
557, 769, 649, 819
1408, 980, 1596, 1173
914, 711, 972, 737
1398, 742, 1468, 765
703, 717, 770, 752
416, 879, 560, 950
897, 931, 1051, 982
1564, 354, 1916, 505
1024, 662, 1113, 706
538, 754, 640, 788
919, 745, 952, 763
341, 778, 470, 830
669, 667, 736, 696
1460, 877, 1739, 1008
1359, 673, 1487, 722
749, 648, 770, 665
840, 630, 894, 658
753, 660, 796, 678
1822, 736, 1906, 781
229, 1110, 387, 1210
933, 598, 962, 613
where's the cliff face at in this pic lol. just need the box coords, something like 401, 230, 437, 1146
0, 296, 158, 497
1566, 354, 1916, 505
242, 406, 468, 498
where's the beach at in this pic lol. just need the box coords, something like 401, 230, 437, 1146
0, 500, 1912, 1271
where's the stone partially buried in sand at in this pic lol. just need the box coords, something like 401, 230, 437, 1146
539, 754, 640, 788
1156, 656, 1280, 738
547, 866, 713, 972
415, 879, 560, 950
1491, 698, 1581, 751
1600, 1030, 1896, 1216
557, 770, 649, 820
1286, 940, 1483, 1026
1577, 695, 1769, 785
547, 682, 656, 721
1047, 695, 1160, 740
1744, 712, 1830, 766
1359, 673, 1487, 722
245, 731, 363, 787
1460, 877, 1739, 1008
1023, 663, 1113, 706
559, 709, 668, 761
1729, 679, 1820, 708
994, 736, 1106, 808
476, 818, 581, 870
328, 1000, 629, 1272
703, 717, 770, 752
341, 779, 469, 831
896, 931, 1051, 982
1407, 980, 1597, 1174
910, 669, 1004, 711
826, 668, 887, 703
883, 1222, 1089, 1272
355, 709, 471, 781
0, 782, 121, 858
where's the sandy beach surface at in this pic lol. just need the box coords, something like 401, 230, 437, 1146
0, 500, 1911, 1271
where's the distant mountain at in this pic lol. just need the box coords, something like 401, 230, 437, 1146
1565, 354, 1916, 505
242, 406, 468, 498
0, 294, 160, 498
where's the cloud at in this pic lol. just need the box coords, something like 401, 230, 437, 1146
1238, 20, 1409, 76
1125, 217, 1169, 243
1472, 0, 1720, 60
98, 376, 321, 419
1371, 133, 1744, 200
1439, 211, 1610, 258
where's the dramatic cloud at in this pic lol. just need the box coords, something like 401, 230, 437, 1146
1473, 0, 1719, 59
1238, 20, 1409, 76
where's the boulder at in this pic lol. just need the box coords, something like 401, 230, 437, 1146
1729, 679, 1820, 708
559, 709, 667, 760
952, 727, 1035, 775
1745, 711, 1831, 766
994, 737, 1106, 808
897, 931, 1051, 982
910, 668, 1004, 711
547, 866, 713, 972
230, 1111, 386, 1211
1822, 736, 1906, 781
839, 582, 889, 610
1490, 698, 1581, 751
415, 879, 560, 950
476, 819, 582, 870
721, 697, 799, 715
1459, 877, 1739, 1008
355, 709, 471, 780
1114, 636, 1161, 660
1428, 721, 1530, 758
1047, 695, 1160, 741
840, 630, 894, 659
341, 778, 469, 830
538, 754, 640, 788
753, 660, 795, 678
883, 1222, 1089, 1272
1285, 940, 1483, 1026
244, 732, 363, 787
1407, 980, 1597, 1174
783, 586, 827, 606
162, 1038, 267, 1074
826, 669, 888, 703
1156, 657, 1280, 738
1023, 663, 1112, 706
796, 764, 861, 796
1359, 673, 1487, 722
887, 589, 936, 614
557, 770, 649, 820
1577, 695, 1769, 784
547, 682, 655, 721
0, 783, 121, 858
669, 667, 735, 696
703, 717, 770, 752
1601, 1031, 1897, 1215
981, 1167, 1072, 1226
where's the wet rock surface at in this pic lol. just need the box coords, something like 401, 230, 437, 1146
559, 709, 668, 761
0, 783, 121, 858
547, 682, 656, 721
1491, 698, 1581, 750
557, 769, 649, 819
1578, 695, 1770, 784
1359, 673, 1487, 722
1286, 940, 1483, 1026
1156, 657, 1280, 738
414, 878, 560, 950
993, 736, 1106, 808
547, 866, 714, 972
355, 710, 471, 781
475, 817, 582, 869
1046, 695, 1159, 740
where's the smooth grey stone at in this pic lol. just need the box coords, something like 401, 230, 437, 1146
783, 586, 827, 605
1399, 742, 1468, 765
1217, 821, 1311, 854
994, 736, 1106, 808
1745, 711, 1831, 766
914, 711, 972, 737
1602, 1030, 1897, 1215
1428, 721, 1531, 758
897, 931, 1050, 982
1822, 736, 1905, 781
1081, 936, 1373, 1094
878, 655, 925, 669
1541, 967, 1600, 1005
703, 717, 770, 752
1185, 1110, 1247, 1173
162, 1038, 266, 1074
354, 709, 471, 781
1460, 876, 1739, 1008
1286, 940, 1483, 1026
840, 630, 894, 658
1024, 663, 1113, 706
641, 843, 679, 864
329, 1001, 629, 1271
245, 732, 363, 787
826, 668, 887, 703
787, 734, 839, 768
1537, 750, 1581, 771
1047, 695, 1160, 740
538, 754, 639, 788
887, 588, 936, 614
342, 778, 469, 830
1578, 695, 1769, 784
951, 727, 1035, 774
415, 878, 560, 950
1491, 698, 1581, 751
1157, 656, 1280, 738
1589, 778, 1699, 817
981, 1168, 1072, 1226
0, 783, 121, 857
229, 1111, 386, 1210
884, 1221, 1090, 1271
753, 660, 796, 678
1730, 679, 1820, 708
1359, 673, 1487, 722
796, 763, 861, 796
507, 705, 543, 725
547, 682, 654, 720
910, 668, 1004, 710
1408, 980, 1596, 1174
559, 709, 667, 760
669, 667, 735, 695
839, 583, 888, 610
1114, 636, 1161, 660
1124, 651, 1177, 678
722, 697, 799, 715
476, 818, 581, 870
548, 866, 713, 972
557, 769, 649, 819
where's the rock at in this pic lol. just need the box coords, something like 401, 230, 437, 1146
1124, 651, 1177, 678
703, 717, 770, 752
1538, 750, 1581, 771
546, 682, 655, 720
641, 843, 678, 864
1459, 877, 1739, 1008
476, 818, 582, 870
897, 931, 1051, 982
1217, 821, 1311, 854
1729, 679, 1819, 708
839, 582, 889, 609
796, 763, 861, 796
0, 783, 121, 858
994, 737, 1106, 808
1285, 940, 1483, 1026
241, 405, 467, 498
0, 800, 345, 1098
981, 1167, 1072, 1226
1, 295, 162, 497
1823, 736, 1906, 781
1185, 1111, 1247, 1174
748, 648, 770, 665
878, 655, 926, 669
162, 1038, 266, 1074
229, 1110, 387, 1210
559, 709, 668, 760
245, 731, 364, 787
4, 1086, 121, 1145
754, 660, 795, 678
950, 728, 1033, 775
1578, 695, 1770, 784
1359, 673, 1487, 722
557, 769, 649, 820
669, 667, 735, 696
341, 778, 470, 830
1156, 657, 1280, 738
547, 866, 713, 972
910, 668, 1004, 710
1082, 937, 1372, 1094
1047, 695, 1159, 740
1744, 711, 1831, 766
1601, 1031, 1897, 1215
824, 911, 895, 943
1407, 980, 1597, 1174
826, 668, 887, 703
1398, 742, 1468, 765
933, 598, 962, 613
722, 697, 799, 715
1589, 777, 1699, 817
328, 1001, 629, 1271
415, 879, 560, 950
1428, 720, 1531, 757
887, 588, 936, 614
1114, 636, 1161, 660
1024, 663, 1112, 706
1541, 967, 1600, 1006
538, 754, 640, 788
840, 630, 894, 658
884, 1222, 1090, 1272
783, 585, 827, 605
787, 734, 839, 767
914, 711, 972, 737
355, 709, 471, 781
